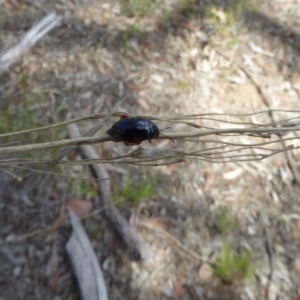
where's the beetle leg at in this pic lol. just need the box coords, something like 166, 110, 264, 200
120, 115, 129, 120
148, 139, 152, 144
124, 140, 142, 146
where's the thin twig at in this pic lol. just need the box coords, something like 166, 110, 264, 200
1, 110, 299, 138
0, 167, 23, 181
0, 126, 299, 156
260, 214, 274, 300
52, 97, 128, 163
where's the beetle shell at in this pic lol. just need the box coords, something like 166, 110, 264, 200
106, 117, 159, 145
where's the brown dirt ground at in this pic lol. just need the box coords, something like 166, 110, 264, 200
1, 1, 300, 299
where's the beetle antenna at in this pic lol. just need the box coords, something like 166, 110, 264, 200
160, 126, 170, 131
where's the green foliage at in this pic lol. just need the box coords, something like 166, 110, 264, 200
75, 181, 97, 198
0, 78, 65, 162
183, 219, 192, 238
113, 176, 156, 206
205, 0, 261, 37
293, 36, 300, 54
213, 242, 255, 285
85, 219, 104, 240
176, 0, 199, 21
225, 0, 244, 23
0, 102, 40, 145
177, 79, 190, 90
120, 23, 141, 52
120, 0, 158, 18
0, 102, 58, 147
0, 5, 4, 32
213, 205, 237, 235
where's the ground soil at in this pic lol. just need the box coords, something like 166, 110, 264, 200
1, 1, 300, 300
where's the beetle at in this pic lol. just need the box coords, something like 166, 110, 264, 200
106, 116, 160, 146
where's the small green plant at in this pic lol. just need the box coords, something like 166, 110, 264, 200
227, 0, 261, 23
0, 5, 5, 34
213, 242, 255, 285
183, 219, 192, 238
76, 181, 97, 198
213, 205, 237, 235
205, 0, 261, 37
177, 79, 190, 90
120, 23, 141, 52
225, 0, 244, 24
293, 36, 300, 54
113, 176, 156, 206
176, 0, 199, 21
277, 214, 291, 230
120, 0, 158, 18
85, 219, 104, 240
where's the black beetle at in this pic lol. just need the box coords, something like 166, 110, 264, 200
106, 116, 159, 146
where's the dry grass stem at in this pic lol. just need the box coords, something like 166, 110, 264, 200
0, 110, 299, 168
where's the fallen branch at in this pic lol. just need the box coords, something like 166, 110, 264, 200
66, 212, 108, 300
0, 12, 62, 74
